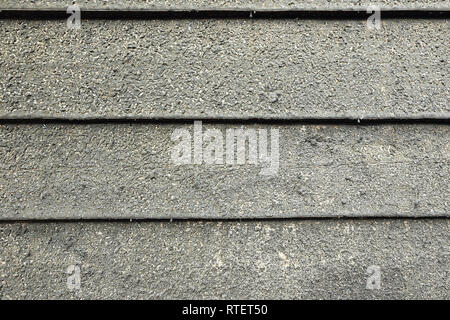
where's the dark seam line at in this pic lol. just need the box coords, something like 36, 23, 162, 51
0, 8, 449, 20
0, 216, 448, 224
0, 118, 448, 126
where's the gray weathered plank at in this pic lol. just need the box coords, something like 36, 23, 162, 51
0, 123, 448, 219
1, 19, 449, 120
0, 219, 448, 299
3, 1, 449, 10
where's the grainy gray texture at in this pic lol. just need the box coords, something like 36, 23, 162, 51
1, 0, 448, 305
0, 219, 448, 299
3, 0, 449, 9
1, 19, 449, 120
0, 123, 448, 219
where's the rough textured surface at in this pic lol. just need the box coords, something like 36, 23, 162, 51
0, 219, 448, 299
3, 1, 449, 9
1, 19, 449, 120
0, 123, 448, 219
1, 2, 448, 302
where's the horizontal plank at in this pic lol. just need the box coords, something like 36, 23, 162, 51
0, 123, 448, 219
0, 219, 448, 299
3, 1, 449, 10
1, 19, 449, 120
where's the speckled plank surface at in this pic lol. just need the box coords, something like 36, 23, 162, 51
1, 19, 449, 120
0, 219, 448, 299
2, 0, 449, 9
0, 123, 448, 219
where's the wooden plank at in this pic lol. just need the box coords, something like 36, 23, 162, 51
1, 19, 449, 120
3, 0, 449, 10
0, 219, 448, 299
0, 123, 447, 219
